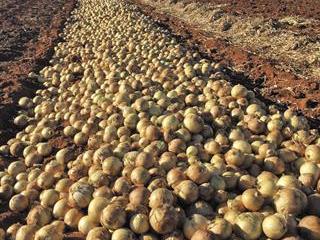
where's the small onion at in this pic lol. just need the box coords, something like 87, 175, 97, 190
111, 228, 135, 240
235, 212, 263, 240
100, 204, 126, 230
15, 224, 38, 240
149, 206, 179, 234
208, 218, 232, 240
88, 197, 110, 222
149, 188, 175, 209
78, 215, 98, 235
86, 227, 111, 240
262, 213, 287, 239
9, 194, 29, 212
64, 208, 83, 228
129, 213, 150, 234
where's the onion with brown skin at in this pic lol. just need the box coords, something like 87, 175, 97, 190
149, 188, 175, 209
186, 163, 211, 184
100, 204, 127, 230
27, 205, 52, 227
224, 148, 245, 167
274, 188, 307, 216
130, 167, 151, 186
175, 180, 199, 204
135, 152, 155, 169
102, 156, 123, 176
129, 187, 150, 206
53, 198, 70, 219
86, 227, 111, 240
149, 205, 179, 234
167, 168, 187, 188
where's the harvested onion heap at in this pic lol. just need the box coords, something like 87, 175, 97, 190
0, 0, 320, 239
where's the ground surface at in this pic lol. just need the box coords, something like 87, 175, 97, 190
132, 0, 320, 124
0, 0, 80, 239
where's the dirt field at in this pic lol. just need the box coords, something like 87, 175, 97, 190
0, 0, 76, 144
132, 0, 320, 124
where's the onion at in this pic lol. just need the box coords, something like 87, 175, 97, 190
78, 215, 98, 235
149, 188, 175, 209
183, 114, 204, 134
167, 168, 186, 188
129, 213, 150, 234
111, 228, 135, 240
27, 205, 52, 227
262, 213, 287, 239
34, 223, 64, 240
186, 164, 211, 184
100, 204, 126, 230
224, 148, 245, 167
139, 233, 159, 240
53, 198, 71, 219
102, 156, 123, 176
130, 167, 150, 186
64, 208, 83, 228
149, 205, 179, 234
9, 194, 29, 212
241, 188, 264, 211
86, 227, 111, 240
68, 182, 93, 208
129, 187, 150, 206
274, 188, 307, 216
208, 218, 232, 239
15, 224, 38, 240
235, 212, 263, 240
162, 115, 179, 131
40, 189, 59, 207
186, 201, 213, 218
175, 180, 199, 204
6, 223, 22, 240
88, 197, 110, 222
305, 145, 320, 163
135, 152, 154, 169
